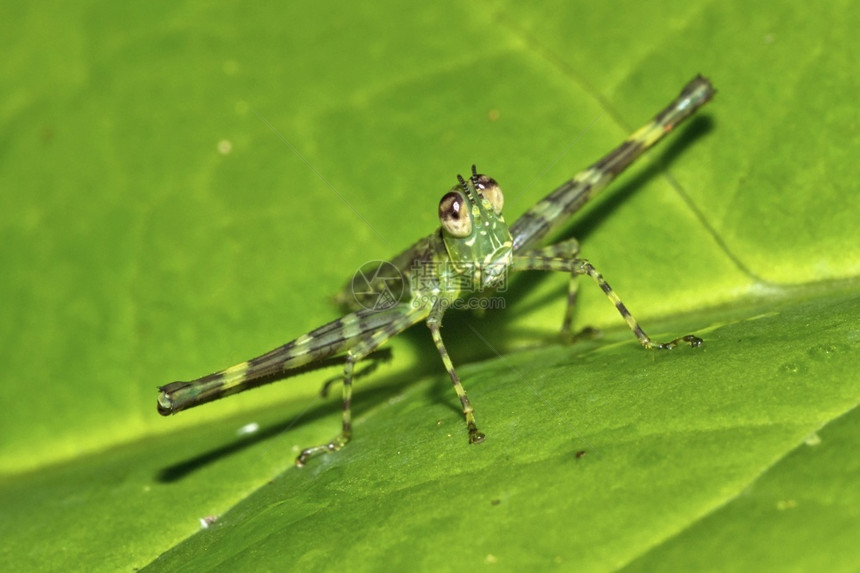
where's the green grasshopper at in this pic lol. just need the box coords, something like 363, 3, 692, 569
159, 75, 715, 466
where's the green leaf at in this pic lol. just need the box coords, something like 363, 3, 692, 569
149, 291, 860, 572
1, 1, 857, 571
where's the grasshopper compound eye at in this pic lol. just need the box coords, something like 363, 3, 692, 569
474, 174, 504, 215
439, 191, 472, 238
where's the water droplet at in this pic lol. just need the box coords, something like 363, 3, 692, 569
807, 343, 840, 361
780, 363, 800, 374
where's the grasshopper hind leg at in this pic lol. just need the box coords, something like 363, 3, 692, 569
295, 304, 425, 467
317, 348, 393, 398
295, 355, 359, 467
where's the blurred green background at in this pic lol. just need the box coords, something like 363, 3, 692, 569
1, 2, 857, 571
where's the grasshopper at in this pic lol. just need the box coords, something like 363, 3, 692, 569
158, 76, 714, 466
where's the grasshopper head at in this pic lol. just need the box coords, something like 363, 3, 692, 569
438, 165, 513, 290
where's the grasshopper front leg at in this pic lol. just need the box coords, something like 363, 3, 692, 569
427, 298, 485, 445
